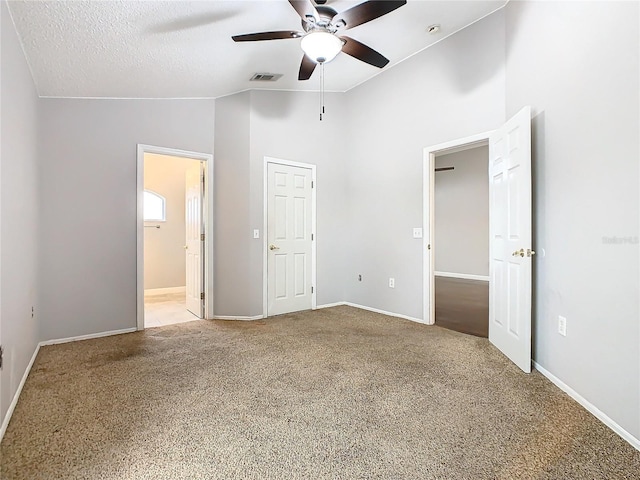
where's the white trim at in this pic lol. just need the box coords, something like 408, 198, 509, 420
137, 144, 214, 330
316, 302, 346, 309
344, 302, 426, 325
144, 286, 186, 296
40, 328, 137, 346
263, 156, 317, 318
0, 344, 40, 443
423, 131, 493, 326
434, 271, 490, 282
213, 315, 264, 321
533, 362, 640, 453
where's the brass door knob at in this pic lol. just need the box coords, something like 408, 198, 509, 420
184, 245, 188, 250
269, 244, 280, 251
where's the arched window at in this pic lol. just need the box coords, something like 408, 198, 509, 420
143, 190, 166, 221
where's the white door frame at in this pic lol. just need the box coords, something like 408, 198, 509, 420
422, 131, 493, 325
263, 156, 317, 318
136, 144, 214, 330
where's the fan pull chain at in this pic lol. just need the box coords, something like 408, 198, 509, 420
319, 62, 325, 121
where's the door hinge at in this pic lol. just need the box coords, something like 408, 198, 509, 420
200, 292, 205, 300
311, 181, 314, 188
0, 345, 3, 370
427, 244, 431, 250
201, 233, 205, 241
311, 286, 314, 294
311, 233, 314, 241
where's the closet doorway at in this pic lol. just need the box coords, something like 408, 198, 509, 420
433, 146, 489, 337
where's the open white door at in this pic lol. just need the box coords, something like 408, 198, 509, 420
267, 162, 314, 316
488, 106, 533, 373
185, 162, 204, 318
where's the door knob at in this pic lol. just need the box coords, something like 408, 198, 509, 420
512, 248, 524, 257
184, 245, 188, 250
269, 244, 280, 251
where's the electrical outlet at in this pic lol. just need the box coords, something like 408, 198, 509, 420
413, 228, 423, 239
31, 306, 34, 318
253, 229, 260, 239
389, 278, 395, 288
358, 274, 362, 281
558, 315, 567, 336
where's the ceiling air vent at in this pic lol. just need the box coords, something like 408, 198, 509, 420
250, 73, 283, 82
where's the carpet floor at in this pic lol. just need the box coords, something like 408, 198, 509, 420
1, 306, 639, 479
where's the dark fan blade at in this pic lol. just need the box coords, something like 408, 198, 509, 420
340, 36, 389, 68
298, 54, 317, 80
232, 30, 303, 42
334, 1, 406, 30
288, 0, 319, 22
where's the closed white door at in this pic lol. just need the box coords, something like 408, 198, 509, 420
267, 162, 313, 316
185, 162, 204, 318
488, 106, 533, 373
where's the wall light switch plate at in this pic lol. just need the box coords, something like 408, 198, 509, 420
253, 229, 260, 239
413, 228, 423, 239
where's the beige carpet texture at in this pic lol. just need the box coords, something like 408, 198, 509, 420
1, 306, 639, 479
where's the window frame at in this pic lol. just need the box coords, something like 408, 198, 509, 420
143, 189, 166, 222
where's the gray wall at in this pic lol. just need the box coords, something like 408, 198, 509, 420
0, 1, 40, 428
39, 99, 215, 340
343, 10, 506, 318
434, 146, 489, 277
249, 90, 348, 314
144, 153, 200, 290
214, 90, 348, 317
505, 1, 639, 438
213, 92, 251, 317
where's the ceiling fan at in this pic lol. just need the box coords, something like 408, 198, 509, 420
232, 0, 407, 80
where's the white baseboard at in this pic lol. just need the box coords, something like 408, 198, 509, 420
213, 315, 264, 321
344, 302, 426, 324
0, 343, 41, 443
144, 286, 186, 296
39, 327, 137, 346
533, 361, 640, 452
316, 302, 346, 309
435, 271, 489, 282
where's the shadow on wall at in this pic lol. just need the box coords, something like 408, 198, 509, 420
439, 9, 507, 94
250, 90, 298, 119
531, 109, 546, 360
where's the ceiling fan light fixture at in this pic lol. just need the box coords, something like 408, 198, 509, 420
300, 31, 343, 64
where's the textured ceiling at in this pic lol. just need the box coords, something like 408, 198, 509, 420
6, 0, 506, 99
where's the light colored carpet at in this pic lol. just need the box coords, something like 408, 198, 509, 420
1, 306, 639, 479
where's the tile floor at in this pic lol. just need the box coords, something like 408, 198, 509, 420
144, 292, 200, 328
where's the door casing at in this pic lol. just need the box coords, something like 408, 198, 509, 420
263, 156, 317, 318
423, 132, 493, 326
136, 144, 214, 330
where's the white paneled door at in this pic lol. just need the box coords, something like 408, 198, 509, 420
185, 162, 204, 318
267, 162, 314, 316
488, 106, 533, 373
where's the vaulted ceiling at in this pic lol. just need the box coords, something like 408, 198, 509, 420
6, 0, 506, 98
